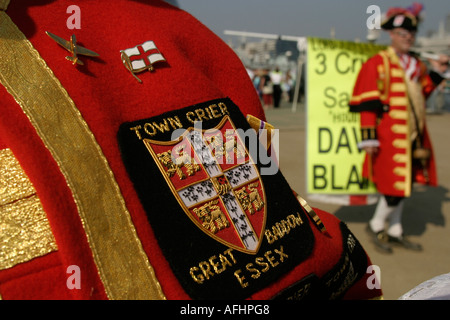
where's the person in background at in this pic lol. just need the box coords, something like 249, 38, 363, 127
270, 66, 283, 108
260, 68, 273, 109
283, 70, 295, 103
349, 3, 448, 254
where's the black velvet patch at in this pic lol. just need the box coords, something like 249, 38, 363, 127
271, 274, 322, 300
320, 222, 370, 299
272, 222, 370, 300
117, 98, 314, 299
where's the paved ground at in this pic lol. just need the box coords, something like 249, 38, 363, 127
264, 101, 450, 300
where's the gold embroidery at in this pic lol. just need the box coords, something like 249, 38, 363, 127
189, 248, 236, 284
0, 149, 57, 270
0, 195, 58, 270
193, 199, 230, 234
264, 213, 304, 245
0, 0, 10, 11
157, 148, 200, 180
211, 176, 232, 196
0, 149, 35, 206
235, 182, 264, 215
185, 103, 229, 124
130, 105, 229, 141
144, 116, 267, 255
205, 131, 246, 163
234, 245, 289, 288
0, 12, 165, 299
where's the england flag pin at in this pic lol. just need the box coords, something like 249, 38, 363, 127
120, 41, 166, 83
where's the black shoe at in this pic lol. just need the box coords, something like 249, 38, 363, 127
366, 225, 393, 254
387, 235, 423, 251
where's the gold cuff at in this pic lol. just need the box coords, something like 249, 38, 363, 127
0, 0, 10, 11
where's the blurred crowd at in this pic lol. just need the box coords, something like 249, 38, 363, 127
246, 66, 304, 110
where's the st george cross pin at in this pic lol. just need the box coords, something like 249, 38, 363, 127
120, 41, 166, 83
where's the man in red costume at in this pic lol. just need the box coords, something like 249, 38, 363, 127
0, 0, 381, 300
349, 3, 447, 254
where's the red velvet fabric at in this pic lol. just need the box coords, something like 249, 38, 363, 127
0, 0, 380, 300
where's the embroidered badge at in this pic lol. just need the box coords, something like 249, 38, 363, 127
46, 32, 99, 66
120, 40, 166, 83
118, 98, 314, 299
144, 116, 266, 254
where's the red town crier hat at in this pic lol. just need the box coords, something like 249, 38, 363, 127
381, 2, 424, 31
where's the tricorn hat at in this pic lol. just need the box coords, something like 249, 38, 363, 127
381, 2, 424, 31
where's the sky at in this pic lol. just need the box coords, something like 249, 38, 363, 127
177, 0, 450, 44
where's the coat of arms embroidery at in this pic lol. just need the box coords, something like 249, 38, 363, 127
143, 116, 266, 254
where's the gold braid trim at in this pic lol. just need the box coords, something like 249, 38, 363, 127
0, 0, 10, 11
0, 11, 165, 299
0, 148, 58, 271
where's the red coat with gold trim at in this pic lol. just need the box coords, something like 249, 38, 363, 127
0, 0, 381, 300
349, 47, 437, 198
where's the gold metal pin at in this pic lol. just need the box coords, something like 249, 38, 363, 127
46, 31, 99, 66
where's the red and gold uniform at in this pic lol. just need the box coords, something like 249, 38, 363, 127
349, 46, 438, 197
0, 0, 381, 300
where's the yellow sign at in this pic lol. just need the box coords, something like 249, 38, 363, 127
306, 38, 384, 195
